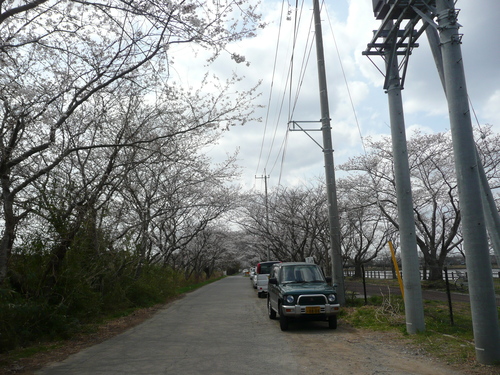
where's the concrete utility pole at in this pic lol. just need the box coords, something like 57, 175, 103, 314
363, 1, 426, 334
312, 0, 345, 305
383, 22, 425, 334
426, 25, 500, 267
477, 156, 500, 266
255, 171, 270, 261
434, 0, 500, 364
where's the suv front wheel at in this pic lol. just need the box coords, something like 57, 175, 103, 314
279, 303, 289, 331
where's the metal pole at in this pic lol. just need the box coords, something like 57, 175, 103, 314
443, 267, 454, 326
477, 154, 500, 266
384, 22, 425, 334
427, 25, 500, 270
256, 171, 270, 260
312, 0, 345, 305
436, 0, 500, 364
264, 171, 270, 261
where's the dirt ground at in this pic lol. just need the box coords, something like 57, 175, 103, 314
285, 323, 498, 375
1, 300, 499, 375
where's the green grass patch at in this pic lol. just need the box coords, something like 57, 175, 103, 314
175, 276, 224, 294
3, 343, 63, 363
345, 294, 406, 331
494, 278, 500, 295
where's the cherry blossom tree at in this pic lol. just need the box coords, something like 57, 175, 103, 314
339, 128, 500, 280
0, 0, 263, 284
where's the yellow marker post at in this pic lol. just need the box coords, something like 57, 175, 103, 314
388, 241, 404, 300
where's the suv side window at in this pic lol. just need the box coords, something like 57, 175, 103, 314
269, 265, 278, 280
275, 266, 282, 283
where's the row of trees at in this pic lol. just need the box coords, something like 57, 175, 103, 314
0, 1, 263, 300
240, 126, 500, 281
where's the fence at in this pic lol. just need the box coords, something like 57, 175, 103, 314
343, 269, 500, 280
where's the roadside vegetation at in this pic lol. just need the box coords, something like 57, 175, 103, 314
0, 260, 225, 353
0, 267, 224, 370
342, 278, 500, 372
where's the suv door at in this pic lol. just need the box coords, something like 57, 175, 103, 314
268, 265, 280, 313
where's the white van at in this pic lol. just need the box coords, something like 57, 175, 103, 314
255, 261, 281, 298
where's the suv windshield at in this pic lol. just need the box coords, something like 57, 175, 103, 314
280, 265, 325, 283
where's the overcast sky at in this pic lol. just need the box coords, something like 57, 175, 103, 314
175, 0, 500, 192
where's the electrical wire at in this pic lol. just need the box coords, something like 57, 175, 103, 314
258, 0, 313, 186
325, 3, 366, 154
255, 0, 288, 177
257, 0, 337, 189
265, 0, 306, 170
273, 1, 315, 182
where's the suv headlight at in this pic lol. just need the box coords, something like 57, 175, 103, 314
327, 294, 336, 303
285, 295, 295, 304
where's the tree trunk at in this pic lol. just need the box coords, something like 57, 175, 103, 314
0, 184, 18, 285
428, 263, 443, 281
0, 214, 16, 285
42, 236, 74, 292
354, 263, 363, 278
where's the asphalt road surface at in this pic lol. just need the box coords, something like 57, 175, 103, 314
37, 276, 466, 375
37, 276, 299, 375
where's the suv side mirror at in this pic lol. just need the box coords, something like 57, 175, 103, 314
269, 277, 278, 285
325, 276, 332, 283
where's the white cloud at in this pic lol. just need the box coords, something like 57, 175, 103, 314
194, 0, 500, 192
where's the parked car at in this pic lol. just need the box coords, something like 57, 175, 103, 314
255, 260, 281, 298
249, 267, 257, 289
267, 262, 340, 331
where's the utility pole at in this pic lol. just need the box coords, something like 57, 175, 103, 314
363, 2, 426, 334
426, 25, 500, 266
255, 170, 270, 261
383, 21, 425, 334
312, 0, 345, 306
433, 0, 500, 364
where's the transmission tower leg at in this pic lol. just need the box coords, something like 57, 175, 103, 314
436, 0, 500, 364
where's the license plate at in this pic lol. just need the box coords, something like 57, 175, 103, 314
306, 306, 321, 314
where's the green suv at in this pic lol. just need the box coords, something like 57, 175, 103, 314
267, 262, 340, 331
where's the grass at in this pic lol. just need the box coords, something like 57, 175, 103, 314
343, 279, 500, 371
175, 276, 223, 294
4, 343, 63, 363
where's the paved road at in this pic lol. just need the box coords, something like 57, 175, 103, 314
36, 277, 468, 375
37, 276, 298, 375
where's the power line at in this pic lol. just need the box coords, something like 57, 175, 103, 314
325, 4, 366, 154
255, 0, 288, 176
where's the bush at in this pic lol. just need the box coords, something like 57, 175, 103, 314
0, 290, 79, 352
125, 266, 177, 308
2, 242, 185, 353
